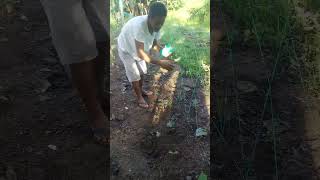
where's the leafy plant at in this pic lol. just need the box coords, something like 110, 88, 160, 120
189, 0, 209, 22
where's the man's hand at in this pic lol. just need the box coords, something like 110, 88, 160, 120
163, 52, 174, 60
158, 59, 175, 71
159, 43, 165, 49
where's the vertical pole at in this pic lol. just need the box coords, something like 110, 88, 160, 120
119, 0, 124, 24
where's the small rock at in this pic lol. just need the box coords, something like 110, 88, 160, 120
121, 87, 126, 93
111, 114, 115, 121
19, 14, 28, 21
166, 120, 175, 128
168, 150, 179, 155
125, 107, 128, 110
37, 79, 51, 93
185, 176, 192, 180
155, 131, 161, 137
184, 87, 191, 91
195, 128, 208, 137
47, 144, 57, 151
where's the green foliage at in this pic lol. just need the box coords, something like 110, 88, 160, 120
189, 0, 209, 22
165, 0, 184, 10
161, 21, 209, 78
222, 0, 295, 49
151, 0, 184, 11
221, 0, 320, 95
304, 0, 320, 12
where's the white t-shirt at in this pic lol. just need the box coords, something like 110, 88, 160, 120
117, 15, 160, 61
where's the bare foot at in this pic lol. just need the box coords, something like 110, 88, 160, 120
91, 117, 108, 145
138, 98, 149, 109
142, 90, 153, 96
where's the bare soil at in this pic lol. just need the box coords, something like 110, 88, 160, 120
0, 1, 108, 179
212, 2, 320, 180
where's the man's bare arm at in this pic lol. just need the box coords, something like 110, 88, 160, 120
135, 40, 174, 71
135, 40, 159, 65
151, 39, 162, 52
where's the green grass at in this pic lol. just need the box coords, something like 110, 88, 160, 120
160, 0, 210, 80
304, 0, 320, 12
222, 0, 294, 51
221, 0, 320, 96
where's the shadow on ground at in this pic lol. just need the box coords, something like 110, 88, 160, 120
212, 1, 320, 179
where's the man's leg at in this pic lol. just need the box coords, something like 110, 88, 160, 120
137, 61, 152, 96
139, 75, 143, 92
40, 0, 108, 144
69, 60, 107, 132
82, 0, 109, 114
139, 74, 151, 96
118, 50, 149, 108
132, 80, 148, 108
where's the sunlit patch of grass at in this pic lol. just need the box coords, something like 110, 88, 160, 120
161, 1, 210, 79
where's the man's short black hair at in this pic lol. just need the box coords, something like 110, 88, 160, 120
148, 2, 167, 18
